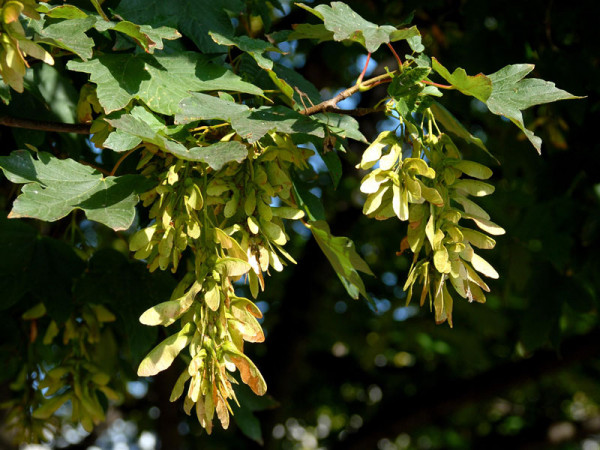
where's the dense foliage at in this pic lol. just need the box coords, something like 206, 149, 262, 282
0, 1, 596, 449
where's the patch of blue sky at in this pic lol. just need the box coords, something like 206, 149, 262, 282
291, 220, 311, 239
353, 54, 378, 78
393, 305, 419, 321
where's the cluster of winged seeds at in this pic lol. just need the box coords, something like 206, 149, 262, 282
357, 115, 504, 326
129, 133, 312, 431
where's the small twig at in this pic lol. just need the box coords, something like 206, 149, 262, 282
294, 86, 315, 112
314, 106, 386, 117
90, 0, 110, 21
110, 148, 137, 176
0, 116, 91, 134
356, 52, 372, 85
386, 43, 403, 68
422, 80, 455, 90
190, 122, 230, 133
300, 70, 397, 116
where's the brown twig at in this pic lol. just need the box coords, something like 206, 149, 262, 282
300, 70, 396, 116
109, 148, 137, 176
0, 71, 396, 135
312, 106, 387, 117
0, 116, 91, 134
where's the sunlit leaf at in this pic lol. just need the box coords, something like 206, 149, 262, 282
68, 53, 263, 115
299, 2, 422, 52
431, 58, 492, 103
485, 64, 583, 152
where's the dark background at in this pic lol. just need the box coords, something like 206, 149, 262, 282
1, 1, 599, 449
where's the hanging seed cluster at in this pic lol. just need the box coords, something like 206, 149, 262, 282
357, 114, 504, 326
130, 133, 312, 432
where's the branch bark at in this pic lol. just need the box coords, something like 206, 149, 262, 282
0, 69, 396, 135
0, 116, 91, 134
299, 71, 395, 116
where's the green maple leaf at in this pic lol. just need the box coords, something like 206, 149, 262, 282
485, 64, 583, 152
67, 53, 263, 115
286, 23, 334, 43
31, 16, 97, 60
209, 32, 278, 70
104, 107, 248, 168
429, 101, 489, 153
94, 21, 181, 53
0, 151, 151, 230
115, 0, 245, 53
298, 2, 423, 53
431, 58, 492, 103
175, 93, 324, 143
36, 3, 181, 54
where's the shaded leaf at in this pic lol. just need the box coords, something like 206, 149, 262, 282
272, 63, 322, 107
0, 217, 84, 323
0, 151, 151, 230
115, 0, 244, 53
31, 15, 96, 60
232, 405, 263, 444
307, 220, 374, 303
176, 93, 324, 143
210, 32, 276, 70
429, 101, 489, 153
74, 249, 176, 363
291, 178, 326, 221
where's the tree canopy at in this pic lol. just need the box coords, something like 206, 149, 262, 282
0, 1, 598, 449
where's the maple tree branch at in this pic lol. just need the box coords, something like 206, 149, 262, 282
0, 71, 396, 136
301, 71, 396, 116
0, 116, 91, 134
312, 105, 386, 117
